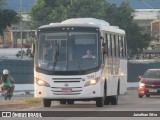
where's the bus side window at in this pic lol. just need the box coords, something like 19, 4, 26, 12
108, 34, 111, 57
118, 36, 120, 57
104, 33, 109, 56
113, 35, 116, 57
122, 36, 125, 58
111, 34, 116, 57
120, 36, 124, 57
119, 36, 122, 58
110, 34, 113, 57
124, 37, 127, 58
114, 35, 119, 57
115, 35, 119, 57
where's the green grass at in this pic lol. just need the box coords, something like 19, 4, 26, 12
22, 98, 42, 104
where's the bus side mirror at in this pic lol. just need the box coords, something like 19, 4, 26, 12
31, 42, 35, 55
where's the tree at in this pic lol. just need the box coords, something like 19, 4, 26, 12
29, 0, 152, 54
29, 0, 108, 28
0, 0, 5, 7
105, 1, 151, 53
0, 0, 20, 38
29, 0, 55, 28
68, 0, 108, 19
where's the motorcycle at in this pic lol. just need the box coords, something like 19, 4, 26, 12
2, 86, 12, 100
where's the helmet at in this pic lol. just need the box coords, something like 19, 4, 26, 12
3, 69, 9, 75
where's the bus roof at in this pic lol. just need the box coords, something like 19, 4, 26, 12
39, 18, 125, 35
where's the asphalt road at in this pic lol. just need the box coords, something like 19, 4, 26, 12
20, 89, 160, 111
1, 89, 160, 120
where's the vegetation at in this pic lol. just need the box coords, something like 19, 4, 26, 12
0, 0, 20, 40
16, 48, 33, 58
22, 98, 41, 104
29, 0, 152, 53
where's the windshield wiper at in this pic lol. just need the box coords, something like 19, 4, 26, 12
52, 46, 59, 73
75, 55, 82, 74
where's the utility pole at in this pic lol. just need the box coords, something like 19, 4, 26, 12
20, 0, 23, 59
158, 11, 160, 43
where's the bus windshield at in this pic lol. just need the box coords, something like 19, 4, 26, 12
37, 32, 99, 72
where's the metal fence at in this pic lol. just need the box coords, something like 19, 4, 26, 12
1, 59, 160, 84
128, 62, 160, 82
0, 59, 33, 84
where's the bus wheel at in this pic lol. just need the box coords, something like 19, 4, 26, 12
96, 90, 105, 107
43, 99, 51, 107
110, 94, 118, 105
60, 100, 67, 104
67, 100, 74, 105
104, 96, 111, 105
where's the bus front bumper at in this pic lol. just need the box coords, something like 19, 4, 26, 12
34, 84, 104, 100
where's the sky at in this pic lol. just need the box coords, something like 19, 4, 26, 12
108, 0, 160, 9
4, 0, 160, 12
5, 0, 36, 11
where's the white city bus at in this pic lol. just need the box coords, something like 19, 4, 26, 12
33, 18, 127, 107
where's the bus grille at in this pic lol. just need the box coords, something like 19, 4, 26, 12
51, 78, 82, 95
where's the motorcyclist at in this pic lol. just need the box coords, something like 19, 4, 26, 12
0, 69, 15, 95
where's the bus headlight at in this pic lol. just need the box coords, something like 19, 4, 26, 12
84, 77, 101, 87
35, 78, 50, 87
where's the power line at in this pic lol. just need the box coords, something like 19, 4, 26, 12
140, 0, 153, 9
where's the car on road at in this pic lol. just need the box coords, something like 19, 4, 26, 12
138, 69, 160, 98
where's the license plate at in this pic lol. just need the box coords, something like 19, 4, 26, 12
149, 89, 157, 92
61, 88, 72, 93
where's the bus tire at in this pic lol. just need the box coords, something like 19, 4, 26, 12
96, 89, 105, 107
110, 94, 118, 105
43, 99, 51, 107
110, 83, 119, 105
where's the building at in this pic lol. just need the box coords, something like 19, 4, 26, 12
11, 12, 36, 48
134, 9, 160, 49
1, 0, 36, 48
2, 12, 36, 48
